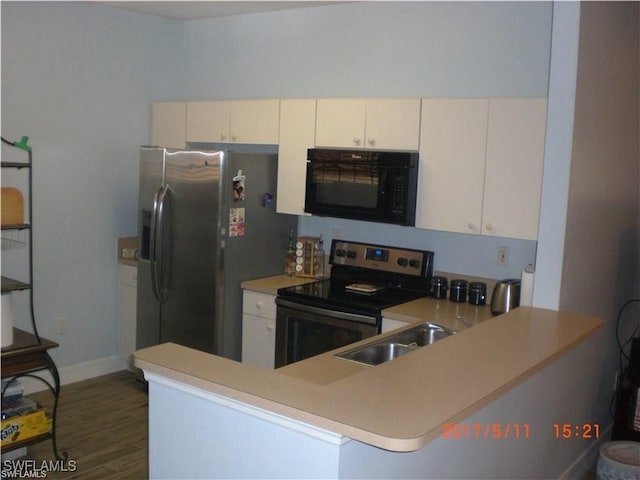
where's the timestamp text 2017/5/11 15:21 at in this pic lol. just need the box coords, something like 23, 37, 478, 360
441, 423, 601, 440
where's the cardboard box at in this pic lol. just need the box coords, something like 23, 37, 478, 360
1, 409, 51, 446
0, 187, 24, 226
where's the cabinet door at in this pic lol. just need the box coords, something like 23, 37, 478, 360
364, 98, 421, 150
482, 98, 547, 240
118, 264, 137, 370
277, 99, 316, 215
186, 101, 230, 143
229, 99, 280, 144
416, 98, 488, 234
241, 313, 276, 369
241, 291, 277, 369
151, 102, 186, 148
315, 98, 367, 148
381, 317, 411, 334
242, 291, 277, 318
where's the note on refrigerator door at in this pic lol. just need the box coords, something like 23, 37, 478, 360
229, 208, 245, 237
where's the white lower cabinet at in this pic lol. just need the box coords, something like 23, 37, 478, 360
242, 290, 277, 369
381, 316, 411, 334
118, 263, 137, 370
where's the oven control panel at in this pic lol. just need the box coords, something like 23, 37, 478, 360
331, 240, 432, 277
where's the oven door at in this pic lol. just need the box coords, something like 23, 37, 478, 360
274, 299, 379, 368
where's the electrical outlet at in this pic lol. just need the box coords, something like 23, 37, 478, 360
497, 246, 510, 266
57, 318, 68, 335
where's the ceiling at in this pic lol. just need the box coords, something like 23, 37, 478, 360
99, 1, 342, 21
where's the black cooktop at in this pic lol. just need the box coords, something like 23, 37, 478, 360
277, 279, 425, 316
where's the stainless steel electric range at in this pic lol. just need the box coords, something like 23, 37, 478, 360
275, 239, 434, 367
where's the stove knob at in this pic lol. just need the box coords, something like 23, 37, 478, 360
347, 250, 357, 259
409, 259, 421, 269
397, 258, 409, 267
335, 249, 346, 257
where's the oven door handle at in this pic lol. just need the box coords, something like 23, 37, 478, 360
275, 298, 378, 326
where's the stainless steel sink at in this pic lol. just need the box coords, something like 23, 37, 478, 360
337, 343, 414, 366
336, 323, 454, 367
388, 323, 453, 347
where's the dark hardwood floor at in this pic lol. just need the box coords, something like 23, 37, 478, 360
26, 370, 148, 479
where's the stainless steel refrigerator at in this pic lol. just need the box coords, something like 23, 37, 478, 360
136, 146, 296, 360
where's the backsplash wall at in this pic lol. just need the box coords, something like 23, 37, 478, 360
298, 216, 536, 280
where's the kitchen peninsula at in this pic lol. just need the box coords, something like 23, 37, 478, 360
135, 306, 602, 479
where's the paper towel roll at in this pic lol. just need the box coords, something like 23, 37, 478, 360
1, 292, 14, 347
520, 268, 535, 307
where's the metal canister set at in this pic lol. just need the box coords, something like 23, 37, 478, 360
430, 276, 487, 306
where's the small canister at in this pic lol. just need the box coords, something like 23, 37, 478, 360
468, 282, 487, 306
431, 276, 448, 299
449, 279, 468, 303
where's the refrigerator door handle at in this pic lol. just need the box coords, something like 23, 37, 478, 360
150, 184, 170, 303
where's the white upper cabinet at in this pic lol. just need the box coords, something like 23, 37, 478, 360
416, 97, 547, 241
186, 101, 230, 143
482, 98, 547, 240
416, 98, 488, 234
315, 98, 421, 150
364, 98, 422, 150
229, 99, 280, 144
277, 99, 316, 215
185, 99, 280, 145
315, 98, 366, 148
151, 101, 186, 149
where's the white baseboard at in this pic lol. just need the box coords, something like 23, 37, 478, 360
17, 355, 127, 395
560, 422, 612, 479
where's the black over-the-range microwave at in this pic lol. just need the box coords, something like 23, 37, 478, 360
304, 148, 419, 226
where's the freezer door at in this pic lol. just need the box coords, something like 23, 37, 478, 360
159, 149, 223, 353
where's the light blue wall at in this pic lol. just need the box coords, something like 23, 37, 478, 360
533, 2, 580, 309
182, 1, 553, 279
1, 2, 184, 367
184, 2, 552, 98
298, 217, 535, 279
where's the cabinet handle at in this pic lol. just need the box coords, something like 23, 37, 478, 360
484, 223, 494, 231
367, 138, 375, 147
220, 133, 227, 141
266, 324, 274, 332
467, 222, 476, 231
353, 137, 361, 146
231, 135, 238, 141
256, 301, 263, 309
